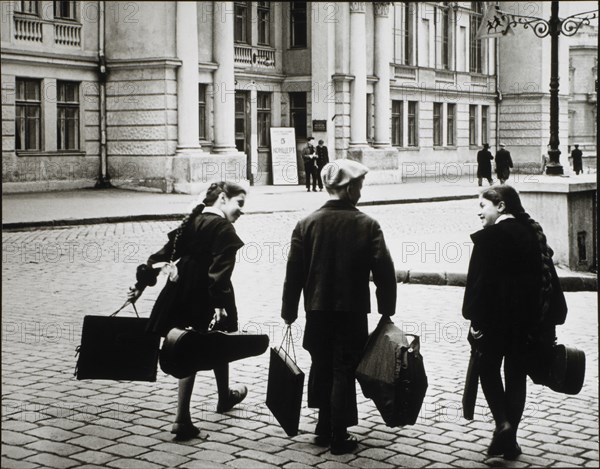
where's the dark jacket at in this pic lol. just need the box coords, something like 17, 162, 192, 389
462, 218, 567, 348
495, 148, 513, 179
281, 199, 397, 324
302, 143, 316, 168
316, 145, 329, 168
141, 212, 244, 336
571, 148, 583, 172
477, 149, 493, 179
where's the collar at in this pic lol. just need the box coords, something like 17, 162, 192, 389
495, 214, 515, 224
321, 199, 358, 210
203, 206, 225, 218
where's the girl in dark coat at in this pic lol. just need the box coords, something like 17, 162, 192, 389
128, 181, 248, 440
462, 185, 567, 460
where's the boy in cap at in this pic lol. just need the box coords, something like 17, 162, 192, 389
281, 159, 397, 455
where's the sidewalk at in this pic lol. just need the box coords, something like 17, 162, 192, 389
2, 175, 597, 291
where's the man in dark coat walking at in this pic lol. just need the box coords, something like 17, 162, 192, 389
571, 144, 583, 175
281, 159, 397, 455
477, 143, 494, 186
495, 143, 513, 184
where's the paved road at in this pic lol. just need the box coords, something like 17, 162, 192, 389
2, 205, 598, 468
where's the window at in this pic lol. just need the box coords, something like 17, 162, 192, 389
391, 100, 403, 146
433, 103, 442, 146
394, 3, 414, 65
15, 78, 41, 150
447, 103, 456, 146
16, 1, 39, 15
234, 1, 249, 44
258, 2, 271, 46
290, 1, 307, 48
198, 84, 207, 140
408, 101, 418, 146
257, 92, 271, 147
481, 105, 489, 145
469, 2, 483, 73
57, 81, 79, 150
289, 92, 307, 138
469, 105, 478, 146
54, 1, 76, 20
433, 5, 450, 70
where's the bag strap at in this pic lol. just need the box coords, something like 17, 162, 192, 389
280, 325, 297, 363
111, 300, 140, 318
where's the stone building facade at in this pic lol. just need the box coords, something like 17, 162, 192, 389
1, 1, 597, 193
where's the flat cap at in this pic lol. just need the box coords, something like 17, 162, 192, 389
321, 159, 369, 188
499, 143, 506, 147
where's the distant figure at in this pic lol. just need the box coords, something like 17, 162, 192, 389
315, 139, 330, 191
495, 143, 513, 184
477, 143, 494, 186
571, 144, 583, 175
302, 137, 318, 192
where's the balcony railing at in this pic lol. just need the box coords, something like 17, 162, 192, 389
234, 44, 276, 68
14, 15, 43, 42
54, 21, 81, 46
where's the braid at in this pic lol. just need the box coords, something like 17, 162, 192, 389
515, 212, 554, 323
170, 181, 246, 260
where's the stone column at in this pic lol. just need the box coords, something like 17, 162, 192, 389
212, 1, 238, 153
176, 1, 200, 150
349, 2, 368, 147
373, 2, 391, 147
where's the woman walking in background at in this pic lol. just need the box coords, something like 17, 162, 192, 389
128, 181, 249, 440
462, 185, 567, 459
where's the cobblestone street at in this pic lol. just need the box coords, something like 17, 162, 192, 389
2, 203, 598, 468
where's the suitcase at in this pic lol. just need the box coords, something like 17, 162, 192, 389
528, 343, 585, 395
356, 317, 428, 427
75, 302, 160, 381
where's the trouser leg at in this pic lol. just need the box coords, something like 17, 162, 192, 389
479, 351, 508, 426
504, 354, 527, 433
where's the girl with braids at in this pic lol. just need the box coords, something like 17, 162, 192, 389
462, 184, 567, 460
127, 181, 248, 440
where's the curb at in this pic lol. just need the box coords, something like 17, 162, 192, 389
395, 270, 597, 292
358, 194, 477, 206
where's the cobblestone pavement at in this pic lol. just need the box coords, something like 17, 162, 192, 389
2, 203, 598, 468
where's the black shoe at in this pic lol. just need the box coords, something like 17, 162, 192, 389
216, 385, 248, 413
171, 422, 201, 441
487, 422, 513, 456
504, 442, 522, 460
307, 188, 311, 192
312, 189, 317, 192
330, 433, 358, 455
314, 435, 331, 447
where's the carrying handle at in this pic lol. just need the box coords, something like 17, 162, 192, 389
279, 325, 297, 363
111, 300, 140, 318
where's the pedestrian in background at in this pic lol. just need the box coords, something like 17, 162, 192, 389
477, 143, 494, 186
302, 137, 318, 192
571, 144, 583, 175
281, 159, 397, 455
462, 185, 567, 460
128, 181, 249, 441
495, 143, 513, 184
315, 139, 330, 191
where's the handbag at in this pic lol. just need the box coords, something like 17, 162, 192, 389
159, 327, 269, 379
527, 342, 585, 395
75, 302, 160, 381
266, 326, 305, 437
462, 347, 482, 420
356, 317, 428, 427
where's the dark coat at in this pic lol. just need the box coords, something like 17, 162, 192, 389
495, 148, 513, 179
316, 145, 329, 168
145, 212, 244, 336
302, 143, 316, 169
281, 199, 397, 324
477, 149, 493, 179
571, 148, 583, 172
462, 218, 567, 352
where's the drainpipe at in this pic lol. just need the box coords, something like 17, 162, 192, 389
95, 0, 112, 188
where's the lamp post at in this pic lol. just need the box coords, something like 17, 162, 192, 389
481, 2, 598, 175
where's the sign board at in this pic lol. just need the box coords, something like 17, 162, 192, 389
312, 120, 327, 132
270, 127, 298, 185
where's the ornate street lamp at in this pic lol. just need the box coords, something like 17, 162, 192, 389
480, 2, 598, 175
